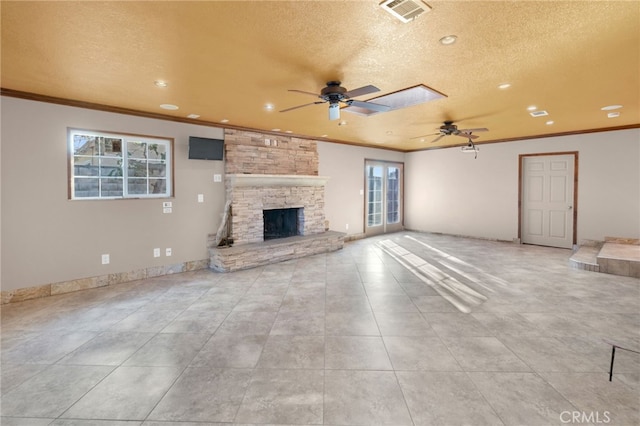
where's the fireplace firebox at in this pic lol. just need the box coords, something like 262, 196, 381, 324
264, 208, 302, 240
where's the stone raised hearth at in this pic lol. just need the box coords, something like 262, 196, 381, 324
570, 237, 640, 277
210, 231, 345, 272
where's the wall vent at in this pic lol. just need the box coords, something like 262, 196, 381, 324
380, 0, 432, 23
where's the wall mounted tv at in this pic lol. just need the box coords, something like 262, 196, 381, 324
188, 136, 224, 160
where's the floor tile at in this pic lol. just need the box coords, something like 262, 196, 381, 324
123, 333, 210, 367
374, 312, 435, 336
325, 336, 392, 370
325, 311, 380, 336
469, 372, 577, 426
234, 369, 324, 424
190, 334, 267, 368
256, 335, 325, 369
325, 295, 371, 313
499, 335, 603, 373
57, 332, 154, 366
2, 331, 97, 364
443, 336, 531, 372
324, 369, 412, 425
148, 367, 252, 423
0, 365, 113, 418
270, 311, 325, 335
63, 366, 182, 420
214, 311, 277, 335
160, 309, 229, 334
397, 371, 503, 425
412, 295, 461, 312
2, 231, 639, 425
539, 371, 640, 426
384, 336, 461, 371
423, 312, 493, 337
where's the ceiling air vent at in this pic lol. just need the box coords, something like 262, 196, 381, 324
530, 110, 549, 117
380, 0, 432, 23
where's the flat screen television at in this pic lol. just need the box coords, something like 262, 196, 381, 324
188, 136, 224, 160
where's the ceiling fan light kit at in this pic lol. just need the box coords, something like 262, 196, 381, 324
281, 81, 392, 121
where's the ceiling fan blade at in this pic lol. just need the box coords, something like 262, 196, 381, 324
431, 134, 446, 143
410, 132, 439, 140
343, 85, 380, 99
288, 89, 321, 97
280, 101, 323, 113
347, 100, 391, 112
458, 127, 489, 133
456, 132, 480, 139
329, 103, 340, 121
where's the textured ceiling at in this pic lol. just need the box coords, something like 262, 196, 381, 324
1, 1, 639, 151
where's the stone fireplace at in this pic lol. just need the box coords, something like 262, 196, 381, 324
208, 129, 345, 272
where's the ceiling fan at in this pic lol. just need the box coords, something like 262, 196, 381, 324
412, 120, 489, 143
280, 81, 391, 121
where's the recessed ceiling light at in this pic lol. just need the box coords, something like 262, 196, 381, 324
527, 105, 537, 111
187, 114, 200, 119
285, 130, 293, 134
608, 112, 621, 118
546, 120, 554, 125
321, 134, 328, 138
154, 80, 168, 87
338, 121, 347, 126
386, 130, 393, 135
271, 128, 281, 132
498, 83, 511, 90
264, 103, 275, 111
220, 119, 229, 123
601, 105, 622, 111
439, 35, 457, 45
160, 104, 179, 110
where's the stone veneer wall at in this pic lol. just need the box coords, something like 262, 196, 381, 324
228, 183, 325, 245
224, 129, 318, 175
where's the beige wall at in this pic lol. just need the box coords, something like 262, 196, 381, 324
1, 97, 226, 292
2, 96, 638, 294
317, 142, 405, 237
404, 129, 640, 242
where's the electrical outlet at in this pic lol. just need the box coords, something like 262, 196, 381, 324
166, 248, 172, 257
197, 194, 204, 203
101, 254, 110, 265
153, 248, 160, 258
346, 224, 349, 230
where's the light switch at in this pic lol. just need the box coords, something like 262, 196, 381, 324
197, 194, 204, 203
214, 174, 222, 182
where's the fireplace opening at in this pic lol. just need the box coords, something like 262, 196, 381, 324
264, 208, 302, 240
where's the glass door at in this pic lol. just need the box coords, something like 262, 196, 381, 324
365, 160, 403, 236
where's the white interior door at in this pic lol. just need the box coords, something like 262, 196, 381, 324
521, 154, 575, 249
365, 161, 403, 236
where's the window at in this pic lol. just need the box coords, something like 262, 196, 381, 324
69, 129, 173, 199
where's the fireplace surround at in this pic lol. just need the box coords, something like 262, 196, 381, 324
209, 173, 344, 272
208, 129, 345, 272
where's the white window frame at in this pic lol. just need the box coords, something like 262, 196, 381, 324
68, 128, 173, 200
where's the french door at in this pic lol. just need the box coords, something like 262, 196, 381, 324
365, 160, 404, 236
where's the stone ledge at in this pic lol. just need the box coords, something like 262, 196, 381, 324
1, 258, 210, 305
210, 231, 345, 272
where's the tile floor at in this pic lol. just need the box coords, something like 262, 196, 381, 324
1, 232, 639, 426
